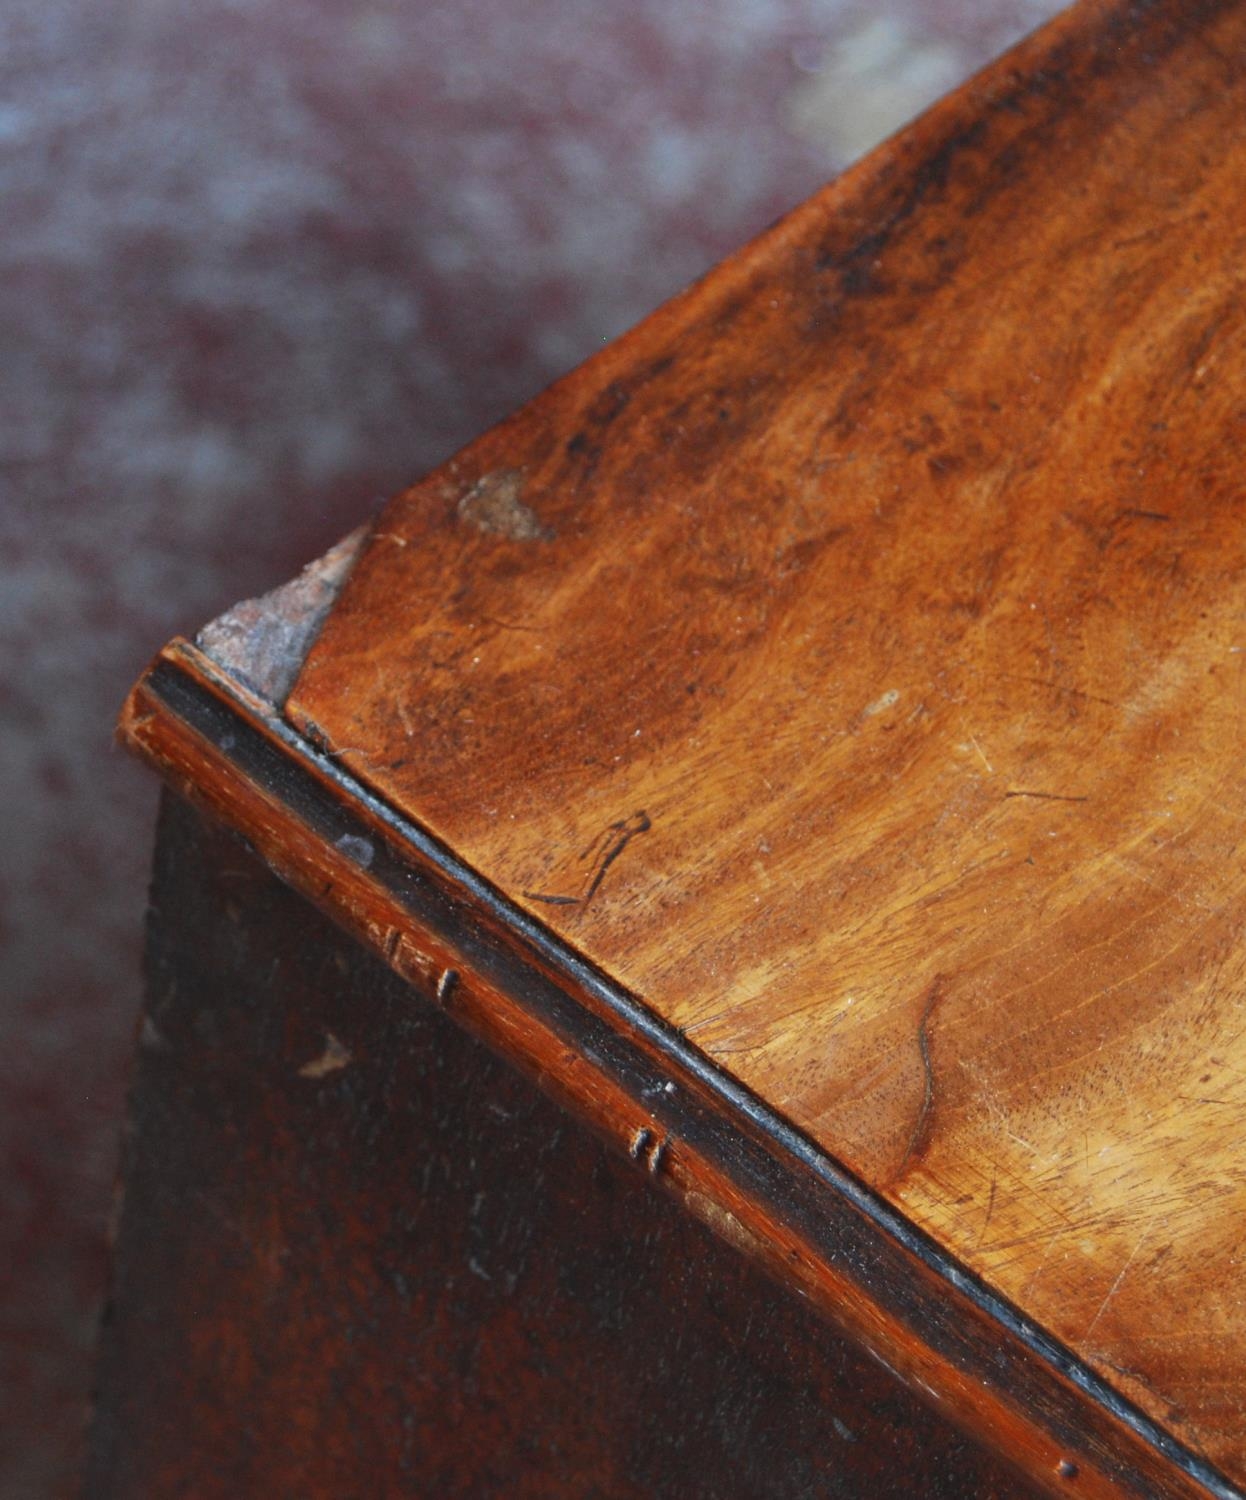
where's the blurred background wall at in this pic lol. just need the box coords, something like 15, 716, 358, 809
0, 1, 1062, 1491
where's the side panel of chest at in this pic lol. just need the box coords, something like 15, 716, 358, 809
87, 792, 1037, 1499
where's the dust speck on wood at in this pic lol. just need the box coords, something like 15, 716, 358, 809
298, 1032, 353, 1079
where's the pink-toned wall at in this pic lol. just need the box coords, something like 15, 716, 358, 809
0, 1, 1061, 1491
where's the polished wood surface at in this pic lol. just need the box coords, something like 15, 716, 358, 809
123, 641, 1216, 1497
284, 0, 1246, 1482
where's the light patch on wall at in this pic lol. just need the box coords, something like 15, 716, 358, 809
786, 15, 968, 165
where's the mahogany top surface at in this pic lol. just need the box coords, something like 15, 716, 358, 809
288, 0, 1246, 1478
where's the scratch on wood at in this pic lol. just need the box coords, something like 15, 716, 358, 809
396, 697, 417, 739
524, 811, 651, 909
977, 1175, 998, 1248
967, 732, 993, 773
1115, 507, 1172, 525
897, 977, 943, 1179
1084, 1232, 1149, 1343
1003, 789, 1089, 803
999, 672, 1121, 710
582, 811, 652, 902
481, 615, 545, 633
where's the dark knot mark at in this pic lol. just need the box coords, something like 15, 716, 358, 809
524, 811, 652, 910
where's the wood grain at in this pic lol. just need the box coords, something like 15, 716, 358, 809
119, 641, 1225, 1497
285, 0, 1246, 1482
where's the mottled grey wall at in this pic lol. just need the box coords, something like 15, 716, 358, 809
0, 1, 1061, 1491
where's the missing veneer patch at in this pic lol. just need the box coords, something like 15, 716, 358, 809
197, 526, 368, 705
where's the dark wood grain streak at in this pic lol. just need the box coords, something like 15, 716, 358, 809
117, 639, 1240, 1499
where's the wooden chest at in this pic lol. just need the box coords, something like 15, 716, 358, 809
96, 1, 1246, 1493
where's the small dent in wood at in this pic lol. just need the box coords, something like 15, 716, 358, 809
436, 968, 460, 1007
628, 1126, 669, 1176
862, 687, 900, 718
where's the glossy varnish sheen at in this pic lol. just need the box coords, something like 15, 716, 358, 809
288, 0, 1246, 1480
121, 643, 1206, 1496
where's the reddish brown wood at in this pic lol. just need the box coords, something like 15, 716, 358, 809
272, 0, 1246, 1484
112, 0, 1246, 1493
116, 642, 1225, 1498
89, 792, 1041, 1499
